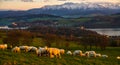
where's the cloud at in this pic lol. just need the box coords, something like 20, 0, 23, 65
0, 0, 14, 1
58, 0, 67, 1
43, 0, 49, 2
21, 0, 34, 2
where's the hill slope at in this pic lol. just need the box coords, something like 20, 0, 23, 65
0, 47, 120, 65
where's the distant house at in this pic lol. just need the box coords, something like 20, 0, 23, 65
0, 26, 9, 29
80, 26, 85, 30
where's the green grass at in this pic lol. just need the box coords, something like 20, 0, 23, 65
0, 47, 120, 65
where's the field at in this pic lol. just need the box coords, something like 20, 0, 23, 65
0, 15, 120, 65
0, 30, 120, 65
0, 47, 120, 65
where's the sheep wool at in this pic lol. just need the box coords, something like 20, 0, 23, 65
12, 46, 20, 53
117, 56, 120, 60
47, 48, 61, 58
0, 44, 7, 50
66, 51, 72, 55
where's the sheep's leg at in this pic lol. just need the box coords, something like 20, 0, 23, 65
50, 54, 53, 58
38, 53, 41, 57
57, 53, 61, 58
55, 54, 57, 58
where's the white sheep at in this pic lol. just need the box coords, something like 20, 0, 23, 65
88, 51, 96, 57
96, 53, 101, 57
12, 46, 20, 53
28, 46, 38, 52
101, 55, 108, 58
0, 44, 7, 50
117, 56, 120, 60
84, 51, 90, 57
27, 46, 33, 52
73, 50, 82, 56
36, 47, 48, 56
66, 51, 72, 55
19, 46, 29, 52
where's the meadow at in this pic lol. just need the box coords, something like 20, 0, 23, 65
0, 46, 120, 65
0, 24, 119, 65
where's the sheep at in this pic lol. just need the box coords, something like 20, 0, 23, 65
60, 49, 65, 55
96, 53, 101, 57
117, 56, 120, 60
27, 46, 33, 52
46, 48, 61, 58
36, 47, 48, 56
66, 51, 72, 55
84, 51, 90, 57
28, 46, 38, 53
31, 47, 38, 51
101, 55, 108, 58
73, 50, 83, 56
0, 44, 7, 50
19, 46, 29, 52
88, 51, 96, 57
12, 46, 20, 53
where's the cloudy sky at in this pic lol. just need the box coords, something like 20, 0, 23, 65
0, 0, 120, 10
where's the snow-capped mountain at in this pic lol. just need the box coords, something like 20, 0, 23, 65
1, 2, 120, 18
27, 2, 120, 17
42, 2, 120, 10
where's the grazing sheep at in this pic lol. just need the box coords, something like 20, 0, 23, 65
0, 44, 7, 50
31, 47, 38, 51
85, 51, 90, 57
96, 53, 101, 57
117, 56, 120, 60
60, 49, 65, 55
27, 46, 33, 52
101, 55, 108, 58
47, 48, 61, 58
28, 46, 38, 52
66, 51, 72, 55
12, 46, 20, 53
73, 50, 82, 56
19, 46, 29, 52
88, 51, 96, 57
36, 47, 48, 56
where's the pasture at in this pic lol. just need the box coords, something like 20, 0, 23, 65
0, 47, 120, 65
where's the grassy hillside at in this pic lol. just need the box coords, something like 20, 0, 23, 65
0, 29, 119, 65
0, 47, 120, 65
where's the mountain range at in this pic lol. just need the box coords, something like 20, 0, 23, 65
0, 2, 120, 18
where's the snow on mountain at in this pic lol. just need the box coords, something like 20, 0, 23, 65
42, 2, 120, 10
1, 2, 120, 18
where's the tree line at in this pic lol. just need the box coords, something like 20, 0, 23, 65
0, 27, 119, 50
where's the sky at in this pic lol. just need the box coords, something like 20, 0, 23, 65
0, 0, 120, 10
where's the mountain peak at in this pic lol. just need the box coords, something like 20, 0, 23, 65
1, 2, 120, 18
42, 2, 120, 10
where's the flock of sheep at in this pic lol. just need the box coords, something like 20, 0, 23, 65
0, 44, 120, 60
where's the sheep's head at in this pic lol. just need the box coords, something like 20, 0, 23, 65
85, 51, 89, 56
44, 46, 48, 50
4, 44, 7, 48
117, 56, 120, 60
